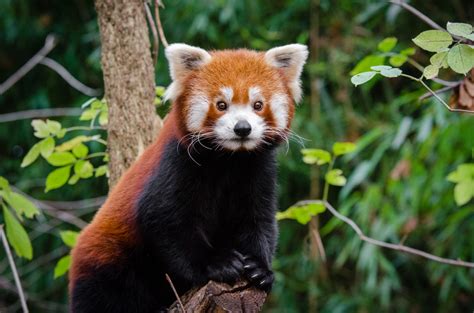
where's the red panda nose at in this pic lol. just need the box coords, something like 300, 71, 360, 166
234, 120, 252, 138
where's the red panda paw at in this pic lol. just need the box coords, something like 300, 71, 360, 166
241, 255, 274, 293
205, 250, 245, 285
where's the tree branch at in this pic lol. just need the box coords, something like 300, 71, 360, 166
293, 200, 474, 268
155, 0, 169, 48
0, 34, 101, 97
419, 84, 459, 101
0, 35, 57, 95
39, 58, 101, 97
11, 187, 89, 229
389, 0, 474, 44
144, 3, 159, 65
168, 281, 266, 313
388, 0, 444, 31
0, 225, 29, 313
0, 108, 81, 123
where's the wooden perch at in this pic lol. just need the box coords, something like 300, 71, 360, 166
168, 281, 267, 313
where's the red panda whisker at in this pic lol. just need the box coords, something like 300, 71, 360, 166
186, 137, 202, 166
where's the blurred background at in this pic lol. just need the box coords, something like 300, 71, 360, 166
1, 0, 473, 312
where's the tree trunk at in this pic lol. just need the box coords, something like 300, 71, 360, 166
168, 281, 266, 313
95, 0, 161, 188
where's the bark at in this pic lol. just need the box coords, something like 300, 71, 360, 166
95, 0, 161, 188
168, 281, 266, 313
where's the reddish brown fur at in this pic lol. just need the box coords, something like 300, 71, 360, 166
69, 109, 183, 288
176, 49, 295, 132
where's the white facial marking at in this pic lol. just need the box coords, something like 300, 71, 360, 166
220, 87, 234, 103
186, 93, 209, 132
214, 105, 265, 151
248, 86, 263, 103
270, 93, 289, 130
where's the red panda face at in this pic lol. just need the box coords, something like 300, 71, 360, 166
165, 44, 308, 151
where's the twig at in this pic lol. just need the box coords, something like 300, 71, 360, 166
293, 200, 474, 268
165, 273, 185, 313
39, 58, 101, 96
0, 35, 57, 95
0, 225, 29, 313
388, 0, 444, 31
0, 108, 81, 123
389, 0, 473, 44
155, 0, 169, 48
419, 84, 459, 101
11, 187, 88, 229
144, 3, 159, 65
40, 196, 106, 210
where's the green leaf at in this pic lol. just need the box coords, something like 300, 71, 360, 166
370, 65, 392, 71
446, 22, 473, 37
325, 169, 347, 186
54, 255, 71, 278
454, 181, 474, 206
333, 142, 356, 156
389, 54, 408, 67
400, 47, 416, 56
301, 149, 332, 165
0, 176, 11, 193
423, 65, 439, 79
55, 136, 91, 152
39, 137, 55, 158
430, 51, 449, 68
56, 129, 67, 139
380, 68, 402, 78
350, 55, 385, 75
46, 120, 62, 135
45, 166, 71, 192
447, 44, 474, 74
2, 192, 40, 219
72, 143, 89, 158
68, 174, 80, 185
377, 37, 398, 52
156, 86, 166, 97
276, 202, 326, 225
98, 111, 108, 126
3, 205, 33, 259
74, 160, 94, 179
21, 143, 41, 168
79, 108, 98, 121
95, 165, 108, 177
31, 119, 50, 138
91, 100, 103, 110
47, 152, 76, 166
59, 230, 79, 248
351, 71, 377, 86
447, 164, 474, 183
412, 30, 453, 52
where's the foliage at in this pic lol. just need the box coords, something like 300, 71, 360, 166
53, 230, 79, 278
0, 177, 40, 260
351, 21, 474, 112
21, 99, 109, 193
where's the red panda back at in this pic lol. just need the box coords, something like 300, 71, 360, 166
69, 109, 183, 285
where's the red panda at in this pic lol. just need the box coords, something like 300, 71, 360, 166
69, 43, 308, 312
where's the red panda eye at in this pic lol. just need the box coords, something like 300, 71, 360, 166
216, 101, 228, 111
253, 101, 264, 111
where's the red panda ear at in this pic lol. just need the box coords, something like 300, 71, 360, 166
165, 43, 212, 81
265, 44, 308, 103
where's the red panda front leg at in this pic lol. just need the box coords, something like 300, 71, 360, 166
235, 217, 278, 292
